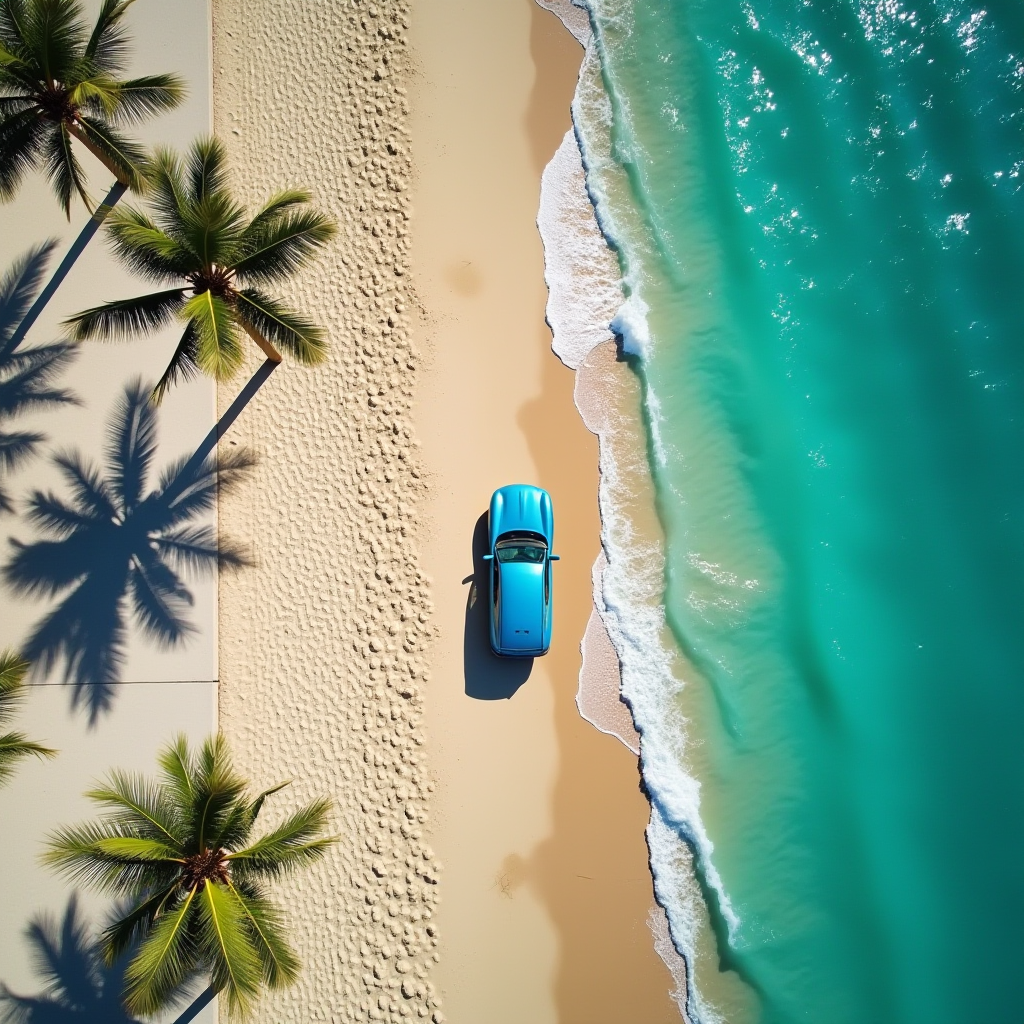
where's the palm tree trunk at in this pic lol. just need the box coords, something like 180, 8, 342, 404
239, 320, 283, 363
6, 121, 138, 350
65, 122, 132, 188
8, 179, 128, 352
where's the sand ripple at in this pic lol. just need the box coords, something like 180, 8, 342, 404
213, 1, 442, 1020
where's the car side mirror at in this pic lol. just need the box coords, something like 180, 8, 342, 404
549, 554, 560, 561
483, 554, 493, 561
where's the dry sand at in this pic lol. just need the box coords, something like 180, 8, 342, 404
214, 0, 677, 1020
215, 1, 443, 1021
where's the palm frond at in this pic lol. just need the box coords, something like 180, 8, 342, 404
91, 835, 184, 862
156, 733, 194, 807
105, 73, 185, 125
234, 208, 337, 286
84, 0, 134, 73
43, 820, 180, 895
71, 114, 146, 190
0, 648, 29, 723
104, 377, 156, 513
236, 288, 326, 366
71, 72, 125, 117
227, 798, 335, 880
0, 94, 36, 112
23, 0, 81, 86
85, 769, 183, 846
63, 286, 186, 341
177, 191, 246, 268
229, 881, 300, 988
151, 319, 199, 405
100, 880, 180, 965
195, 881, 262, 1015
122, 884, 199, 1016
0, 730, 57, 784
106, 205, 198, 281
0, 62, 44, 101
0, 107, 46, 202
184, 135, 229, 204
192, 735, 247, 854
181, 291, 243, 379
249, 780, 289, 823
141, 145, 189, 235
41, 120, 88, 217
214, 779, 290, 859
245, 188, 312, 234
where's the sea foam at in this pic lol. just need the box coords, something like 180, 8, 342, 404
535, 7, 738, 1021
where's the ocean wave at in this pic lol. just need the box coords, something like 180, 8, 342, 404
536, 10, 741, 1020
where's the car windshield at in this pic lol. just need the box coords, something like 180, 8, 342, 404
495, 536, 547, 563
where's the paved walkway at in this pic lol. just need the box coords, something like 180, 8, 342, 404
0, 4, 217, 1020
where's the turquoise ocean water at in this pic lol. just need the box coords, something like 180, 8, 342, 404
575, 1, 1024, 1021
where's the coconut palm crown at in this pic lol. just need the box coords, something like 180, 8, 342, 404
0, 0, 185, 214
0, 649, 56, 786
65, 135, 338, 401
44, 734, 336, 1017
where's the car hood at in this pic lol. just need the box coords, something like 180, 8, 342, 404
491, 485, 553, 544
498, 562, 545, 652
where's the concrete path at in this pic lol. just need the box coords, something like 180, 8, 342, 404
0, 3, 217, 1020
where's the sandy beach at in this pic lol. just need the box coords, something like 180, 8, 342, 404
413, 1, 679, 1021
212, 0, 677, 1019
214, 0, 443, 1020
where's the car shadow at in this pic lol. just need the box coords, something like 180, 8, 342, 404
463, 511, 533, 700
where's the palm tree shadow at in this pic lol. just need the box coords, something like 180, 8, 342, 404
2, 373, 265, 725
1, 244, 80, 513
0, 895, 140, 1024
7, 182, 129, 355
463, 512, 533, 700
0, 896, 213, 1024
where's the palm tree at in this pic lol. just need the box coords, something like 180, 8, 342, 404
0, 241, 78, 512
3, 378, 252, 722
0, 649, 56, 786
0, 0, 185, 215
0, 895, 141, 1023
65, 135, 337, 401
44, 733, 336, 1017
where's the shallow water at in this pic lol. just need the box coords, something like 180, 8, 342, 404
571, 1, 1024, 1021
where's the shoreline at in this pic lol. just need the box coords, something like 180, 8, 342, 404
412, 0, 680, 1020
536, 5, 697, 1016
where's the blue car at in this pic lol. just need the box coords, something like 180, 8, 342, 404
485, 485, 560, 657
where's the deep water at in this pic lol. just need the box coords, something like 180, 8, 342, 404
577, 1, 1024, 1021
